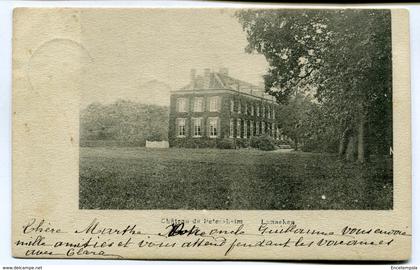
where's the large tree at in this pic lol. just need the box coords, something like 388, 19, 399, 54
236, 9, 392, 162
80, 100, 169, 146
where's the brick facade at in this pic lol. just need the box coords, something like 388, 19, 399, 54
168, 69, 282, 148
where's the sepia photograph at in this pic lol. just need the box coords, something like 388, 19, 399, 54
78, 9, 393, 211
10, 5, 412, 261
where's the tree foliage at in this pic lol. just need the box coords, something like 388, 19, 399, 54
276, 94, 314, 150
236, 9, 392, 160
80, 100, 169, 146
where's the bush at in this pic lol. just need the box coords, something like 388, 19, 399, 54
235, 138, 250, 149
274, 139, 292, 147
170, 138, 217, 149
216, 139, 235, 149
250, 135, 276, 151
249, 136, 260, 149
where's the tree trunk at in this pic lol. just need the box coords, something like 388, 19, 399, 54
339, 127, 350, 157
345, 135, 356, 161
357, 113, 366, 163
294, 137, 298, 151
339, 135, 345, 156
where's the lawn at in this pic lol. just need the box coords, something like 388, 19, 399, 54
79, 147, 392, 210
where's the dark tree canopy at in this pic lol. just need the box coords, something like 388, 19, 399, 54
236, 9, 392, 160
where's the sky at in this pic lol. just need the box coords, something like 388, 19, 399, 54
77, 9, 269, 107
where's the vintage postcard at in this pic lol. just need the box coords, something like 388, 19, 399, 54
12, 7, 411, 260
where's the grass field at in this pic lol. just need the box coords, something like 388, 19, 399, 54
79, 147, 393, 210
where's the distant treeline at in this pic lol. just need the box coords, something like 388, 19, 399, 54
80, 100, 169, 147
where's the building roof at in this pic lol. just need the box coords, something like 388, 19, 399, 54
176, 69, 276, 102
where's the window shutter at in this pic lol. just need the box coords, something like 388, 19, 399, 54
206, 97, 210, 112
217, 117, 220, 137
209, 118, 212, 137
202, 97, 206, 112
186, 98, 189, 112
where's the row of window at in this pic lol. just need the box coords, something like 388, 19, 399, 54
229, 118, 278, 139
176, 117, 279, 139
176, 117, 219, 138
230, 99, 276, 119
176, 96, 276, 119
176, 97, 220, 113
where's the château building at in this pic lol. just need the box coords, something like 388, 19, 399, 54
168, 68, 283, 147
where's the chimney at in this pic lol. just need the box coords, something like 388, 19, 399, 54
219, 67, 229, 76
203, 68, 211, 88
190, 68, 196, 88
